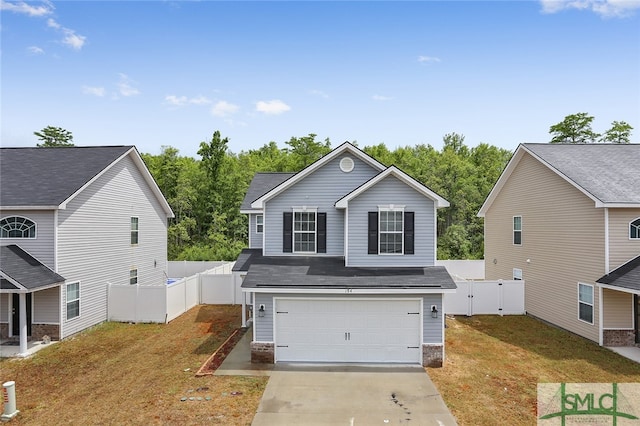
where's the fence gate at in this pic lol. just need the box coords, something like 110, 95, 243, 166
445, 280, 525, 316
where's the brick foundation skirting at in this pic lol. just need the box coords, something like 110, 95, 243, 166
32, 324, 60, 341
251, 342, 274, 364
422, 344, 443, 368
603, 329, 636, 347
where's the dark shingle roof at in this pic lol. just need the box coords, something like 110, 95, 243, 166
240, 172, 295, 211
234, 249, 456, 289
0, 146, 132, 207
524, 143, 640, 204
597, 255, 640, 292
0, 245, 65, 290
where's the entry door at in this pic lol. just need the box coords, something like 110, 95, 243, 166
12, 293, 32, 336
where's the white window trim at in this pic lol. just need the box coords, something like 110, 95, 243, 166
513, 216, 522, 246
130, 268, 138, 285
131, 217, 139, 246
256, 214, 264, 234
578, 282, 594, 325
0, 215, 37, 239
629, 217, 640, 240
293, 207, 317, 254
66, 281, 80, 321
379, 206, 404, 255
513, 268, 523, 281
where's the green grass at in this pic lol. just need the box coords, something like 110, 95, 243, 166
428, 315, 640, 425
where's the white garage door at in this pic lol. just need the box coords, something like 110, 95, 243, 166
274, 298, 422, 363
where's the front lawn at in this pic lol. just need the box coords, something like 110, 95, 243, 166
428, 315, 640, 425
0, 305, 267, 425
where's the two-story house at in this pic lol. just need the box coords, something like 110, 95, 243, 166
479, 143, 640, 348
233, 142, 455, 367
0, 146, 173, 356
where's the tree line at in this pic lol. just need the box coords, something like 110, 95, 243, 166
33, 112, 633, 260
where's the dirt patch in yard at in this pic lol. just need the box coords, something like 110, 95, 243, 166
196, 327, 247, 375
0, 305, 267, 425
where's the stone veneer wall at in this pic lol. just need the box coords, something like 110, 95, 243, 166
251, 342, 274, 363
422, 344, 443, 368
603, 329, 636, 347
0, 323, 7, 339
32, 324, 60, 341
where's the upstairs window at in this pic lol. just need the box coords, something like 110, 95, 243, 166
0, 216, 36, 239
130, 268, 138, 285
630, 218, 640, 239
513, 216, 522, 245
379, 208, 404, 254
293, 210, 316, 253
513, 268, 523, 281
256, 214, 264, 234
131, 217, 139, 245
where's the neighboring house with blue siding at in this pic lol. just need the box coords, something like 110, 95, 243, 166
234, 142, 455, 367
0, 146, 173, 356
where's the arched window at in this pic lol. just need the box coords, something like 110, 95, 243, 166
631, 218, 640, 239
0, 216, 37, 238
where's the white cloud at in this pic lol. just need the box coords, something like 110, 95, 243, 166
255, 99, 291, 115
62, 30, 86, 50
83, 86, 105, 97
47, 17, 60, 29
309, 89, 329, 99
165, 95, 212, 107
372, 95, 392, 101
540, 0, 640, 17
27, 46, 44, 55
418, 55, 441, 63
211, 100, 240, 117
117, 73, 140, 97
0, 0, 53, 17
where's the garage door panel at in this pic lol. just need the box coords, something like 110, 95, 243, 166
275, 299, 421, 363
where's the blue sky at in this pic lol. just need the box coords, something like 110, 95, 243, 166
2, 1, 639, 158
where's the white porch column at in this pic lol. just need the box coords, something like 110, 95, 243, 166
18, 293, 28, 356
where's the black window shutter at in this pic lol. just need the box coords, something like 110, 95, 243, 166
317, 213, 327, 253
368, 212, 378, 254
404, 212, 414, 255
283, 212, 292, 253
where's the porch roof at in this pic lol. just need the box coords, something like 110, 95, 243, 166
0, 245, 65, 291
596, 255, 640, 292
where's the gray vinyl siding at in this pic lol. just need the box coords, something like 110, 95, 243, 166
33, 286, 60, 323
263, 154, 379, 256
253, 293, 443, 344
347, 176, 435, 267
0, 210, 55, 269
57, 154, 168, 338
423, 294, 442, 343
0, 294, 8, 322
249, 213, 263, 249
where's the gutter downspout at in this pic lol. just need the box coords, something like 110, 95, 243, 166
599, 208, 609, 347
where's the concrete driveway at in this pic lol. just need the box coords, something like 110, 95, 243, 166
251, 364, 458, 426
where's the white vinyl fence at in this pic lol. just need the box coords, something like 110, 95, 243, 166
108, 262, 237, 324
445, 280, 525, 316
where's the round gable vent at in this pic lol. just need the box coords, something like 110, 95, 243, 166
340, 157, 354, 173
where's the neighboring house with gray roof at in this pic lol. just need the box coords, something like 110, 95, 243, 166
234, 142, 455, 367
0, 146, 173, 355
479, 143, 640, 348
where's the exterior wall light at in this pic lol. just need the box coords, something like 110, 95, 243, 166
431, 305, 438, 318
258, 304, 266, 318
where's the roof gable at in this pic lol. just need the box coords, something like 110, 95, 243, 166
335, 166, 449, 208
250, 142, 385, 209
478, 143, 640, 216
0, 146, 173, 217
597, 255, 640, 293
0, 245, 65, 290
